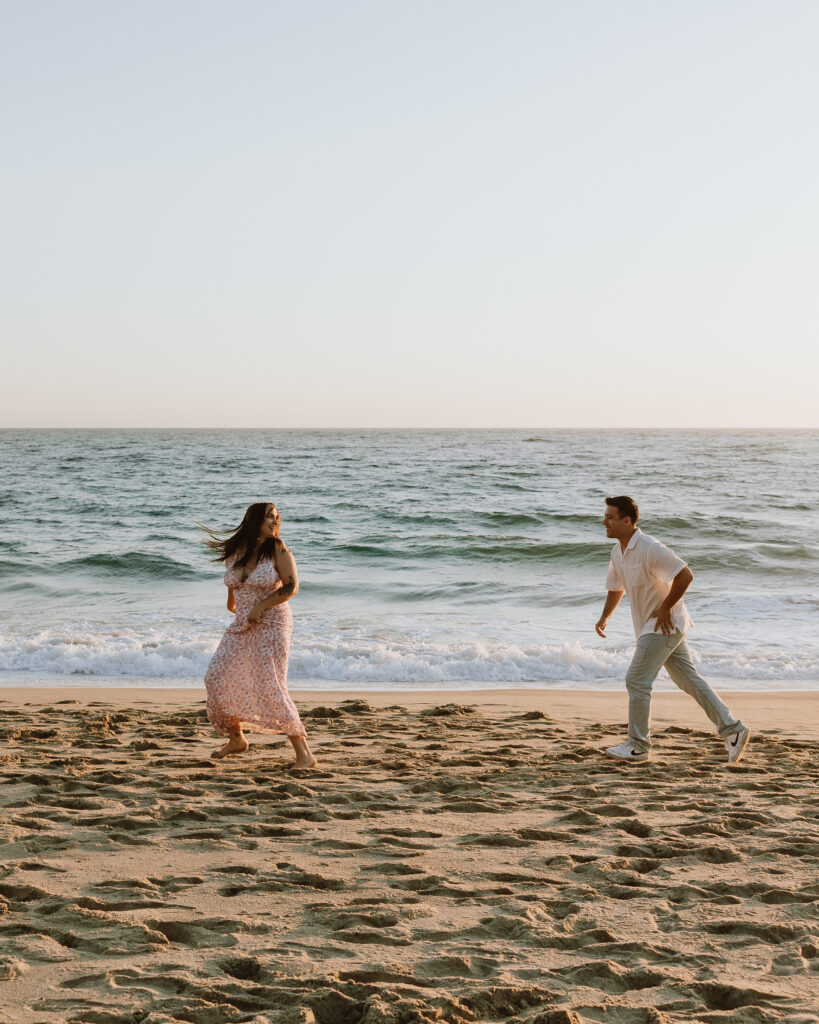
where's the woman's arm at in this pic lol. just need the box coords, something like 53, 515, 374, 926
247, 544, 299, 622
227, 586, 236, 614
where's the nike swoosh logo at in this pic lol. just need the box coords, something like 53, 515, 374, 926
731, 736, 739, 747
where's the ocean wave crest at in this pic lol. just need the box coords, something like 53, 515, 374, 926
337, 539, 605, 564
1, 623, 817, 686
54, 552, 206, 581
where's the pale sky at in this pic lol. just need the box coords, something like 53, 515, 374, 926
1, 0, 817, 428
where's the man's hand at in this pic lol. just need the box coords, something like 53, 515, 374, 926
652, 567, 692, 635
653, 605, 674, 635
596, 591, 623, 638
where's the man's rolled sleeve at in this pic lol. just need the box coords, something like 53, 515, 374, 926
605, 559, 624, 591
648, 543, 687, 585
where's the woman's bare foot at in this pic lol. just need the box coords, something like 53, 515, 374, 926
288, 734, 316, 770
291, 756, 318, 770
211, 734, 249, 759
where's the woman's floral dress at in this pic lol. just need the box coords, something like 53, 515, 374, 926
204, 554, 306, 737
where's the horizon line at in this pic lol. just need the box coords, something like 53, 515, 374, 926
2, 425, 817, 433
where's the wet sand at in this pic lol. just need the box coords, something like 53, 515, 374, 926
1, 687, 817, 1024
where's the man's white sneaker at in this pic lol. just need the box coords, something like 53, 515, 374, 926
725, 727, 750, 764
605, 742, 649, 763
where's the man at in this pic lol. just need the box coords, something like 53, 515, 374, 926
596, 496, 750, 764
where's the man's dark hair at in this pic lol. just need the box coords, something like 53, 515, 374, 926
605, 495, 639, 523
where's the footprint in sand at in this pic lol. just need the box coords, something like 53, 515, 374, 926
145, 916, 269, 948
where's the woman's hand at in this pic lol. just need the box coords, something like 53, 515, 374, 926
247, 603, 264, 624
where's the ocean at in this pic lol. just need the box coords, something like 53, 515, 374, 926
1, 429, 816, 691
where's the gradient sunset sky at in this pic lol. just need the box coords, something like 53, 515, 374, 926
2, 1, 817, 428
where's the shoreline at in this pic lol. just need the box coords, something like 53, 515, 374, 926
3, 685, 818, 740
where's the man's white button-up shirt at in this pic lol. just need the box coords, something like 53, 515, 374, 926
605, 528, 694, 639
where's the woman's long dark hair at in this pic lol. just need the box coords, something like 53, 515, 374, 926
200, 502, 281, 567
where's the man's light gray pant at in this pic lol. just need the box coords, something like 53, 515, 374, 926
625, 631, 743, 753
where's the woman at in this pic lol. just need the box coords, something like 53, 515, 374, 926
202, 502, 316, 768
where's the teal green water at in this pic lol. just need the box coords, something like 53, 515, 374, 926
1, 429, 816, 689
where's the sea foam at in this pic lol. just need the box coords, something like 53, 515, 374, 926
1, 622, 817, 688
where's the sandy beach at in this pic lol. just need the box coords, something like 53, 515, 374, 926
1, 687, 817, 1024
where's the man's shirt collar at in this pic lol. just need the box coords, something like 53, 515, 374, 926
623, 528, 642, 555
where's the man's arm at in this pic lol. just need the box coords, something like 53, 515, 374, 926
653, 566, 694, 635
596, 590, 624, 638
